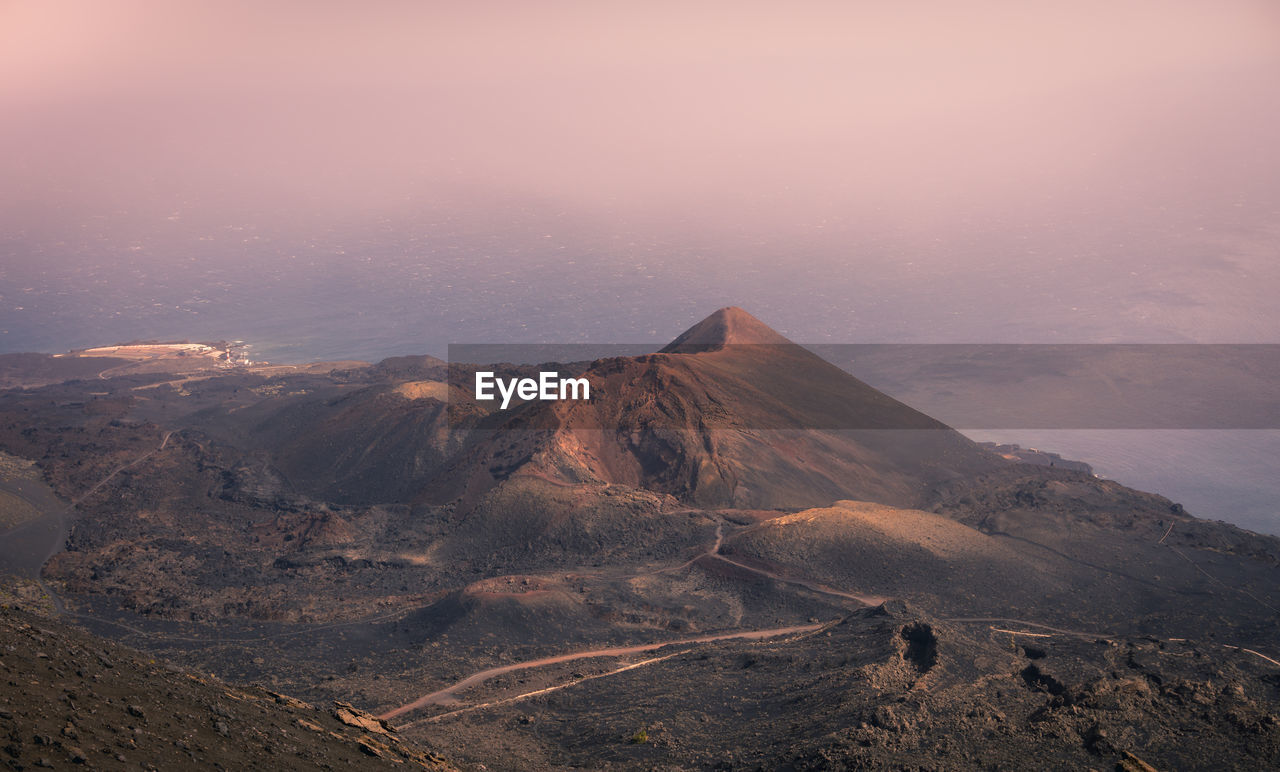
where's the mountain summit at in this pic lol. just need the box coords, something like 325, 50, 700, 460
433, 307, 1001, 510
660, 306, 793, 351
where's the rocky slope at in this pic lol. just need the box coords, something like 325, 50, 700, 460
0, 604, 455, 771
413, 603, 1280, 771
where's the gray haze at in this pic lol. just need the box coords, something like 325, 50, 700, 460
3, 1, 1279, 354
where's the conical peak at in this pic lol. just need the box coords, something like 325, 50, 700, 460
661, 307, 794, 352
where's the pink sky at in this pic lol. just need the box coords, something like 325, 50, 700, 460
3, 1, 1278, 228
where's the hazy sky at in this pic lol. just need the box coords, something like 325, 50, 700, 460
2, 1, 1279, 351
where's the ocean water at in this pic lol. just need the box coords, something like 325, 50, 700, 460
1, 206, 1276, 535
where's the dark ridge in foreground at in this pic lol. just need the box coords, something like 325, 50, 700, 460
0, 605, 455, 771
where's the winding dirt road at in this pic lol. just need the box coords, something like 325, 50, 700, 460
382, 519, 893, 724
380, 621, 828, 722
380, 519, 897, 724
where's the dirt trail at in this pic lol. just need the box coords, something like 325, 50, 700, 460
655, 523, 724, 573
380, 622, 827, 721
10, 431, 176, 614
73, 431, 173, 506
681, 520, 884, 605
708, 551, 885, 605
944, 617, 1113, 639
96, 362, 134, 380
650, 520, 884, 608
406, 652, 687, 728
